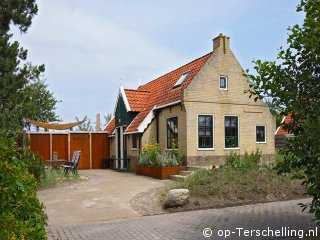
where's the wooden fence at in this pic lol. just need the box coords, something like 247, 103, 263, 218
27, 132, 110, 169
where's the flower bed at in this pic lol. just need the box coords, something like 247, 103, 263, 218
136, 165, 186, 180
136, 142, 185, 179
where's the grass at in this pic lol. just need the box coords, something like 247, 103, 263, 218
163, 151, 307, 211
38, 168, 81, 189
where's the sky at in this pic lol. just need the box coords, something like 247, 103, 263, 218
11, 0, 304, 125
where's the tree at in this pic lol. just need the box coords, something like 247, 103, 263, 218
0, 1, 60, 135
0, 1, 48, 238
22, 70, 61, 130
102, 113, 112, 129
245, 0, 320, 221
74, 115, 93, 131
0, 0, 38, 34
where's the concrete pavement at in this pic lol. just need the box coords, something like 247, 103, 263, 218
38, 170, 166, 225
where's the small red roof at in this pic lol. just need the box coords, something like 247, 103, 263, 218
104, 117, 115, 134
276, 115, 292, 135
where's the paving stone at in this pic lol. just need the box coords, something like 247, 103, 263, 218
47, 198, 318, 240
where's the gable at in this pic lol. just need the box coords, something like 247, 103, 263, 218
184, 49, 266, 107
115, 94, 138, 128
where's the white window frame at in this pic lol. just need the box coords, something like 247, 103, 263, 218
166, 116, 178, 150
256, 125, 267, 144
224, 115, 240, 150
174, 70, 191, 88
197, 114, 215, 151
219, 75, 228, 90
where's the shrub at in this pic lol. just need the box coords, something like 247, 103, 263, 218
139, 142, 183, 167
171, 143, 183, 166
173, 169, 214, 190
0, 138, 47, 239
224, 149, 262, 173
140, 142, 162, 166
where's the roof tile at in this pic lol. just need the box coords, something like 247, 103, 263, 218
105, 52, 212, 134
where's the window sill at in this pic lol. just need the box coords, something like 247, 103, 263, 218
256, 142, 266, 144
224, 147, 240, 150
198, 148, 215, 151
219, 88, 228, 91
131, 148, 138, 150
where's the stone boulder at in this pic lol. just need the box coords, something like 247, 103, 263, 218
165, 189, 190, 208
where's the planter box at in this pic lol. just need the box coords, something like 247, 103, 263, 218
136, 165, 186, 180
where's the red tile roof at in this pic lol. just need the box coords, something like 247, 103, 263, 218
104, 117, 115, 134
126, 52, 212, 133
276, 115, 292, 135
104, 52, 212, 134
123, 89, 150, 112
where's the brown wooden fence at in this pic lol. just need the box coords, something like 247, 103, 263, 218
27, 132, 110, 169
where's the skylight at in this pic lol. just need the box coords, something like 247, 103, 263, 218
174, 70, 191, 88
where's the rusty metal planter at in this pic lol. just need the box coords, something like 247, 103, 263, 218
136, 165, 186, 180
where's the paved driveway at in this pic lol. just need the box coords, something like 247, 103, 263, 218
38, 170, 166, 225
48, 198, 318, 240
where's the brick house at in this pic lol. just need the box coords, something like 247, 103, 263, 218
275, 115, 294, 148
105, 34, 276, 171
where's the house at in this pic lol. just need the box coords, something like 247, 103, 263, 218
275, 115, 294, 148
104, 34, 276, 171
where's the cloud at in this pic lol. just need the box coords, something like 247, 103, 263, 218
12, 0, 188, 122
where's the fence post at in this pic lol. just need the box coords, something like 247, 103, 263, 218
68, 132, 71, 161
49, 133, 52, 160
89, 133, 92, 169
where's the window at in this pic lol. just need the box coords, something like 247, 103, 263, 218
198, 115, 214, 149
174, 70, 191, 88
225, 116, 239, 148
167, 117, 178, 149
219, 76, 228, 90
132, 134, 138, 149
256, 125, 266, 143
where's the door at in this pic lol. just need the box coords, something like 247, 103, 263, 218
115, 126, 127, 170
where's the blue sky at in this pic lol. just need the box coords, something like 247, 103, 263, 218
11, 0, 304, 125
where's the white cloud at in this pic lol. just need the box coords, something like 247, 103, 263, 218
13, 0, 187, 122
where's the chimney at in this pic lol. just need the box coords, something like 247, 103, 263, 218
96, 113, 100, 131
212, 33, 230, 54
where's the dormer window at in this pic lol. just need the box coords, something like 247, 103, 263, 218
219, 76, 228, 90
174, 70, 191, 88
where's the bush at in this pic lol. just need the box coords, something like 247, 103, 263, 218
224, 149, 262, 173
139, 142, 183, 167
0, 138, 47, 239
173, 169, 214, 191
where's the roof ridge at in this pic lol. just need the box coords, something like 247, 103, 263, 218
124, 88, 150, 93
138, 51, 212, 89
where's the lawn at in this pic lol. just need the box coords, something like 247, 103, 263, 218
163, 151, 307, 212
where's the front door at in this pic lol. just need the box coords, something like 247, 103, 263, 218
115, 126, 127, 170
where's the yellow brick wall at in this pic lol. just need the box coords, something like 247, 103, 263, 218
157, 105, 187, 155
141, 119, 157, 147
183, 37, 276, 165
126, 134, 139, 157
